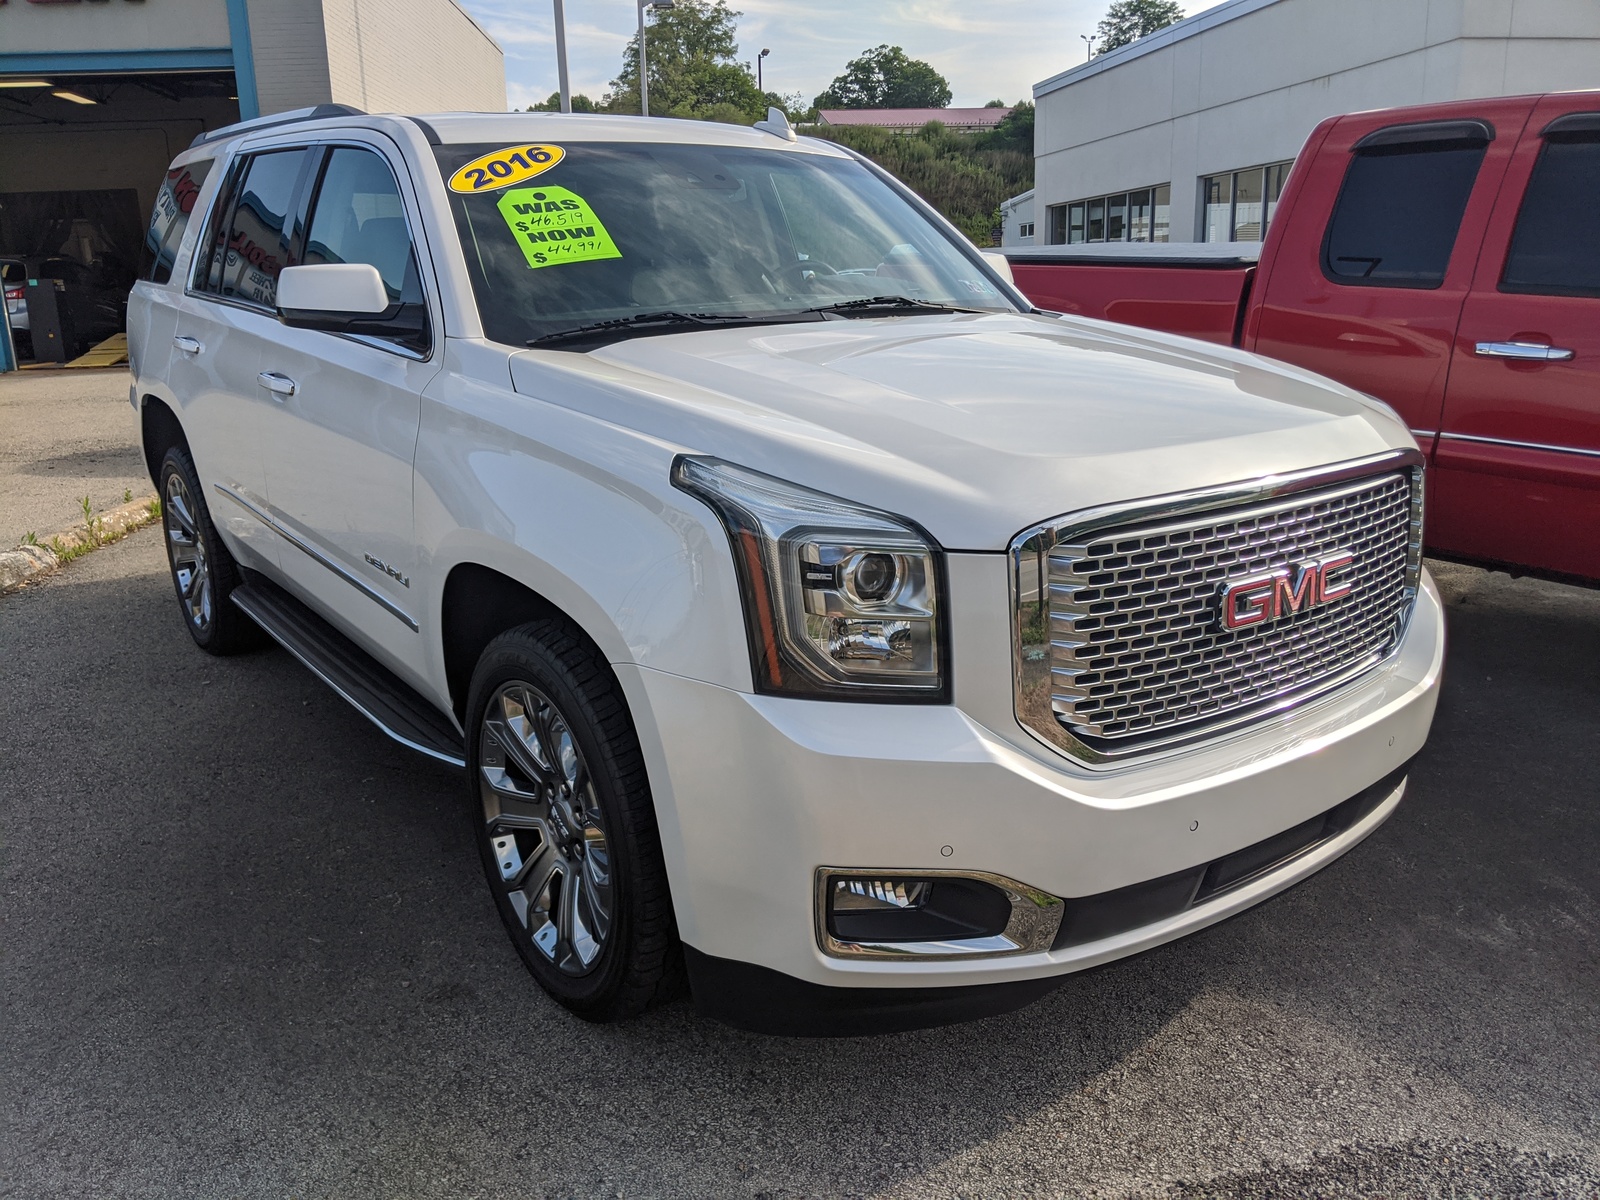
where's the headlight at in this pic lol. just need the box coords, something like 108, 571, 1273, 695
672, 456, 948, 701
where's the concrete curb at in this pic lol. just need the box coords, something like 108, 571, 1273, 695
0, 493, 161, 595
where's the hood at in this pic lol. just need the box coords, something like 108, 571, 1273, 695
507, 312, 1412, 551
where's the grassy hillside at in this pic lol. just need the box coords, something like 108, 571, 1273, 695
806, 112, 1034, 246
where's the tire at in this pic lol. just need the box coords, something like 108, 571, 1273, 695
157, 444, 261, 655
465, 620, 682, 1021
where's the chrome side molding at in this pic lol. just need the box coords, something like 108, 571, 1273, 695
212, 483, 418, 630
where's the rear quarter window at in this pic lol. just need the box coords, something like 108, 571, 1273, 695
143, 159, 213, 285
1321, 136, 1487, 289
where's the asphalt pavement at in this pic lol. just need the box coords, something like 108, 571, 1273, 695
0, 368, 146, 546
2, 532, 1597, 1198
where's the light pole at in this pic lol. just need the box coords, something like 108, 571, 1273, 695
552, 0, 571, 113
1081, 34, 1095, 60
637, 0, 675, 117
758, 47, 770, 93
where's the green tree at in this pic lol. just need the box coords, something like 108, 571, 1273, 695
1094, 0, 1184, 54
525, 92, 600, 113
813, 45, 952, 110
607, 0, 776, 123
981, 102, 1034, 156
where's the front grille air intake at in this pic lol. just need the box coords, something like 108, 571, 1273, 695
1011, 452, 1424, 766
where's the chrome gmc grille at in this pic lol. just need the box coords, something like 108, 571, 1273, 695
1012, 456, 1424, 765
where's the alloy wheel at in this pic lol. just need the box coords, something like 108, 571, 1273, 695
478, 681, 614, 975
164, 470, 213, 632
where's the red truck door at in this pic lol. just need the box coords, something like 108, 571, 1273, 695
1432, 101, 1600, 580
1249, 100, 1529, 441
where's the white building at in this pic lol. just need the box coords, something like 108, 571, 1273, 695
1022, 0, 1600, 246
999, 189, 1035, 245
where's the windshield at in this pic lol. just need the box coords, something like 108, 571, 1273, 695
434, 140, 1019, 347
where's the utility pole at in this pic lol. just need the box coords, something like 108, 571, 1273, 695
637, 0, 674, 116
553, 0, 571, 113
1081, 34, 1095, 60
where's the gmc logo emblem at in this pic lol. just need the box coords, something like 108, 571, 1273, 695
1219, 553, 1356, 630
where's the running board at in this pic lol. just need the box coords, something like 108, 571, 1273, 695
231, 577, 467, 768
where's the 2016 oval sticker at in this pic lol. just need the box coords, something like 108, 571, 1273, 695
448, 144, 565, 193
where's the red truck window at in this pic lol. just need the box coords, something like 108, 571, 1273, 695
1321, 122, 1491, 289
1501, 114, 1600, 298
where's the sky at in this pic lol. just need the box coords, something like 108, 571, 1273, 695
458, 0, 1228, 112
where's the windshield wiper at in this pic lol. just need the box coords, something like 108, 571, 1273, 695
528, 310, 819, 350
805, 296, 983, 318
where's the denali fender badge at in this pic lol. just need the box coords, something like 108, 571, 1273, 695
363, 553, 411, 589
1218, 552, 1355, 630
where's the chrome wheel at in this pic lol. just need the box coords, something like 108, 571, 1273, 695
164, 469, 212, 632
479, 681, 614, 976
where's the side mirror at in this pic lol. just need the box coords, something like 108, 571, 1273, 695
276, 263, 390, 330
980, 250, 1015, 286
275, 262, 428, 351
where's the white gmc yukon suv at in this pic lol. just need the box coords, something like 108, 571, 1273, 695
128, 106, 1443, 1035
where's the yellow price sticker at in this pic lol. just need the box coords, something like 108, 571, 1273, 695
497, 186, 622, 270
448, 144, 565, 193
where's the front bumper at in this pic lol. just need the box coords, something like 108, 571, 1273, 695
619, 564, 1444, 1032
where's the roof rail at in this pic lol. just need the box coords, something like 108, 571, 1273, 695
189, 104, 367, 149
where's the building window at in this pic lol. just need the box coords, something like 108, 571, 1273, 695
1017, 222, 1035, 239
1265, 162, 1290, 229
1106, 194, 1126, 241
1201, 160, 1295, 242
1055, 185, 1170, 244
1048, 204, 1068, 244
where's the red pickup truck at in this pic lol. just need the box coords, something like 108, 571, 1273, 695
1006, 92, 1600, 585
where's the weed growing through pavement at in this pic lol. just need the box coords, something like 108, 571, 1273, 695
22, 532, 38, 547
47, 535, 93, 565
147, 497, 162, 519
123, 488, 132, 504
79, 495, 104, 547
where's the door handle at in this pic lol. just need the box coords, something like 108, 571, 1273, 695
1474, 340, 1574, 362
257, 371, 297, 398
172, 335, 203, 355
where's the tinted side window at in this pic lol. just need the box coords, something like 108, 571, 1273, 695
1322, 143, 1486, 288
1502, 134, 1600, 297
303, 147, 429, 351
143, 159, 213, 285
208, 148, 310, 307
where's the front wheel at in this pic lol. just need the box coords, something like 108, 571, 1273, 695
158, 444, 261, 655
465, 621, 682, 1021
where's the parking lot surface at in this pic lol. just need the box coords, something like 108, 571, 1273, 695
2, 531, 1597, 1198
0, 368, 145, 547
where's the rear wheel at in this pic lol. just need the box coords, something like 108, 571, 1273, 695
158, 445, 260, 655
466, 621, 681, 1021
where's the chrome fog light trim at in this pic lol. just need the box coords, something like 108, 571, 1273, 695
815, 868, 1063, 960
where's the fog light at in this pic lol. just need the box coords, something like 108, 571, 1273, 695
825, 874, 1012, 944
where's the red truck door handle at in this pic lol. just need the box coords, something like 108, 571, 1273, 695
1474, 340, 1574, 362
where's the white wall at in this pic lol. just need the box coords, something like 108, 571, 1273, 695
321, 0, 505, 113
1034, 0, 1600, 242
1000, 192, 1036, 247
248, 0, 336, 116
248, 0, 504, 116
